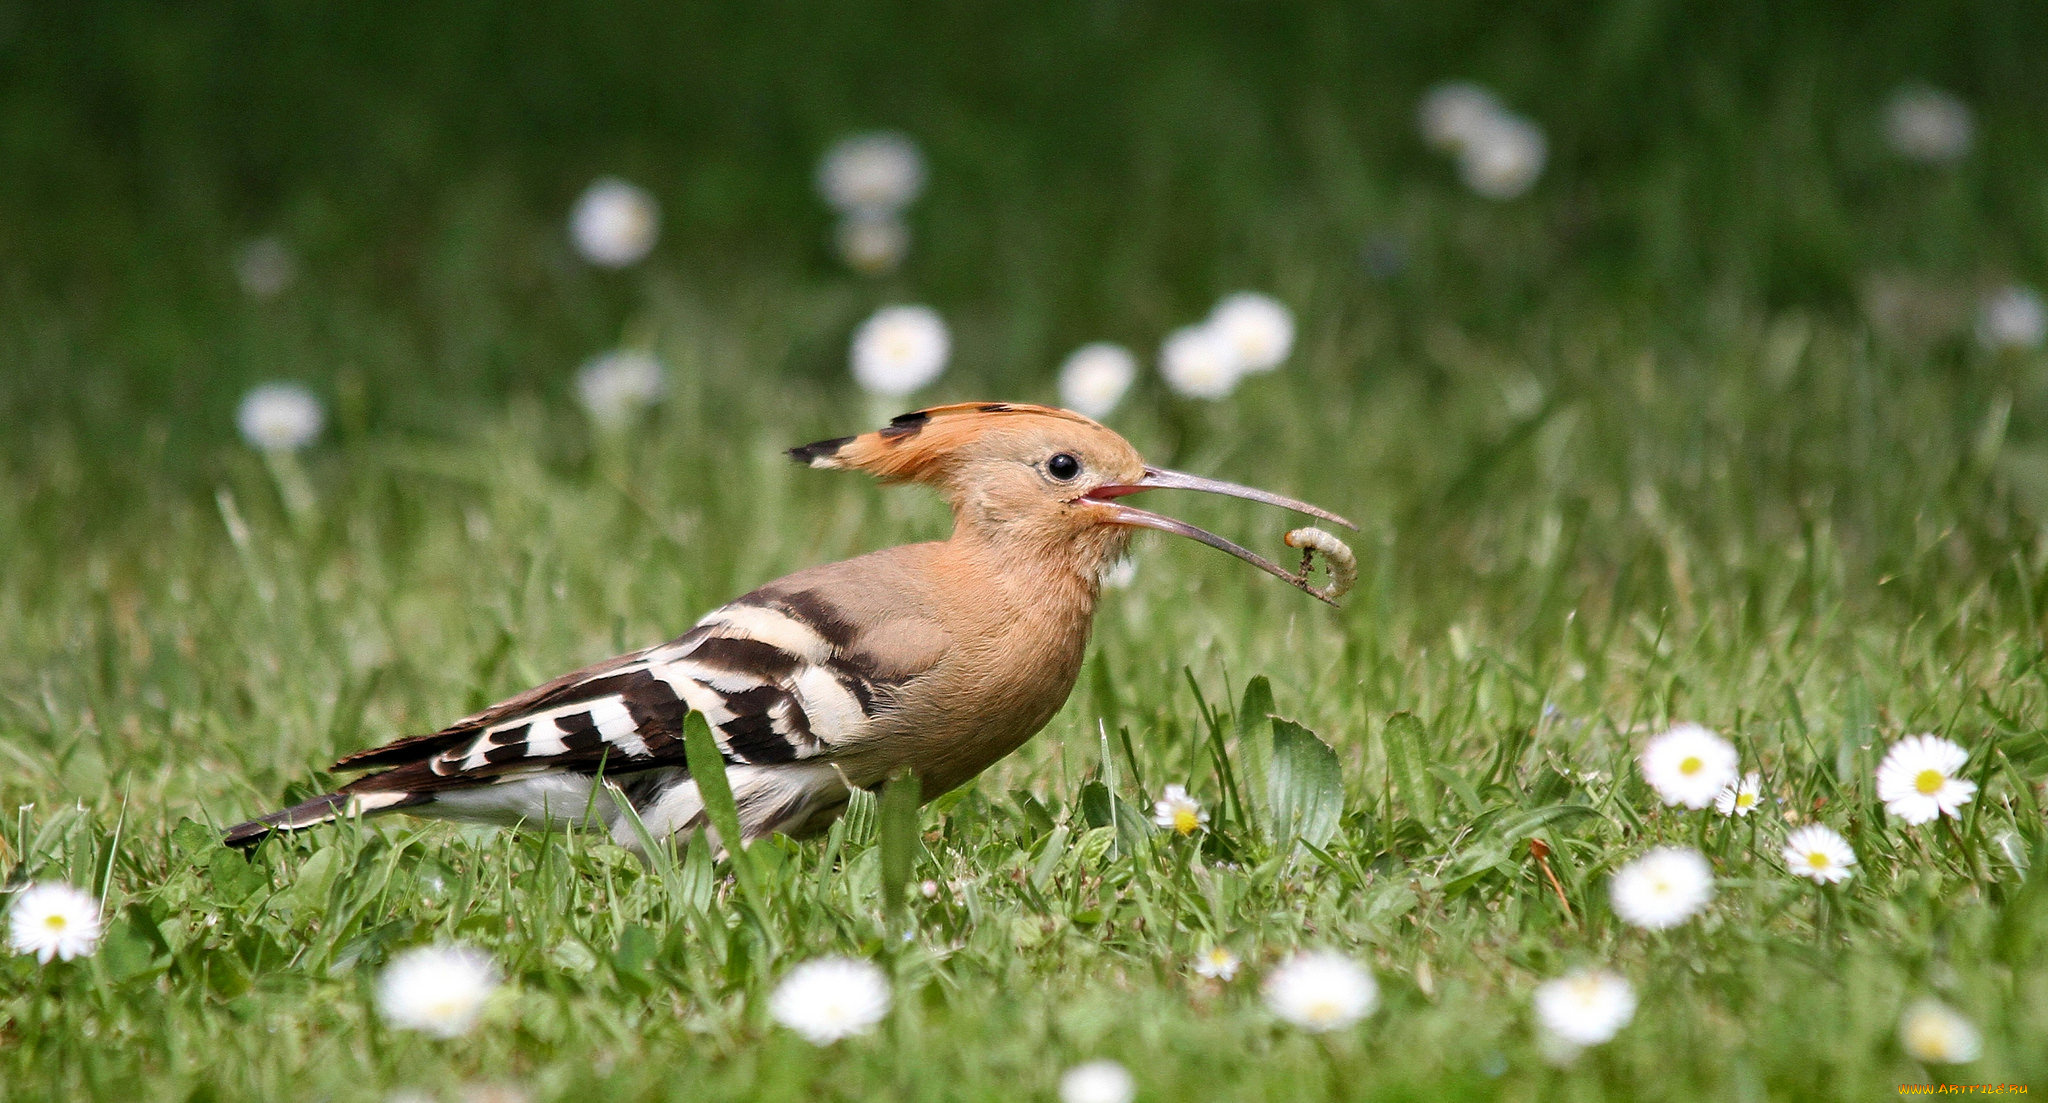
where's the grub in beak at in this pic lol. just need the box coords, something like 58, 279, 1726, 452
1082, 468, 1354, 605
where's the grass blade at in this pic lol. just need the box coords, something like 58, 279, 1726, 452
682, 711, 761, 904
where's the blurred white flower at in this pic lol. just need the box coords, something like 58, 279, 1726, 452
1097, 556, 1138, 591
1884, 85, 1975, 163
1976, 286, 2046, 351
235, 236, 296, 299
1262, 950, 1378, 1032
1151, 784, 1207, 836
1058, 1060, 1136, 1103
575, 350, 667, 430
1533, 968, 1636, 1048
817, 132, 927, 215
376, 944, 500, 1038
1639, 722, 1740, 810
1058, 343, 1138, 420
1876, 734, 1976, 825
1782, 824, 1857, 885
570, 178, 660, 268
834, 211, 910, 276
768, 957, 892, 1044
851, 305, 950, 397
1208, 292, 1295, 373
1458, 114, 1547, 200
237, 382, 326, 453
1714, 772, 1763, 817
1899, 998, 1983, 1064
1417, 82, 1504, 153
1158, 324, 1242, 400
7, 882, 103, 964
1192, 945, 1241, 981
1609, 847, 1713, 930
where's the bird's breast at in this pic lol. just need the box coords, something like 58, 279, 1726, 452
882, 588, 1097, 797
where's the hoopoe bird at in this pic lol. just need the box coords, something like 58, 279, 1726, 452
224, 403, 1352, 850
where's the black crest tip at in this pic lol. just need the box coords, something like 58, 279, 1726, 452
788, 436, 855, 467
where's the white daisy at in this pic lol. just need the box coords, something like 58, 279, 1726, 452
234, 236, 296, 299
1151, 784, 1208, 836
1097, 556, 1139, 591
237, 382, 325, 453
1884, 85, 1975, 163
1976, 286, 2046, 352
1639, 722, 1740, 809
7, 882, 103, 964
1058, 1060, 1136, 1103
569, 178, 659, 268
1533, 968, 1636, 1047
1208, 292, 1295, 373
1876, 734, 1976, 825
768, 956, 892, 1044
375, 944, 500, 1038
1457, 114, 1546, 200
1899, 998, 1982, 1064
1192, 945, 1241, 981
1714, 772, 1763, 817
834, 211, 910, 276
1158, 324, 1242, 400
574, 350, 667, 430
1262, 950, 1378, 1032
1058, 343, 1138, 421
850, 305, 950, 397
1609, 847, 1714, 930
1417, 82, 1504, 152
1782, 824, 1858, 884
817, 132, 927, 215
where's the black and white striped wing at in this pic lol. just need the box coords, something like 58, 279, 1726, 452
340, 589, 917, 787
225, 585, 944, 846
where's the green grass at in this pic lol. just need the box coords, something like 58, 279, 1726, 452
5, 1, 2048, 1099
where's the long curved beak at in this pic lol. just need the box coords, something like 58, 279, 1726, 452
1088, 467, 1357, 529
1083, 466, 1355, 605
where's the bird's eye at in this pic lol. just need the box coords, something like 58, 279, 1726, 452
1046, 452, 1082, 481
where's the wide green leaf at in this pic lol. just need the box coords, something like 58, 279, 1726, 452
1268, 717, 1344, 856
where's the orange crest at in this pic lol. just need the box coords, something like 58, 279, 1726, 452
789, 402, 1109, 483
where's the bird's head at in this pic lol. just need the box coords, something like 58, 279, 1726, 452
791, 403, 1354, 596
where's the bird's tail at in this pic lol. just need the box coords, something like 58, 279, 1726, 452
221, 789, 425, 849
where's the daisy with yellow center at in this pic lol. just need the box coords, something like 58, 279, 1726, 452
850, 305, 950, 397
1151, 784, 1209, 836
1899, 998, 1982, 1064
1609, 847, 1714, 930
1533, 967, 1637, 1049
1714, 772, 1762, 817
1192, 945, 1241, 981
1262, 951, 1378, 1032
1781, 824, 1857, 884
375, 944, 501, 1038
6, 882, 103, 964
1875, 734, 1976, 825
1639, 723, 1740, 809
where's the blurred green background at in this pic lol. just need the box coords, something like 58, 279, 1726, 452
6, 0, 2045, 470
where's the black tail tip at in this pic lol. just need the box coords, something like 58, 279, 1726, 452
221, 820, 274, 850
219, 792, 351, 850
